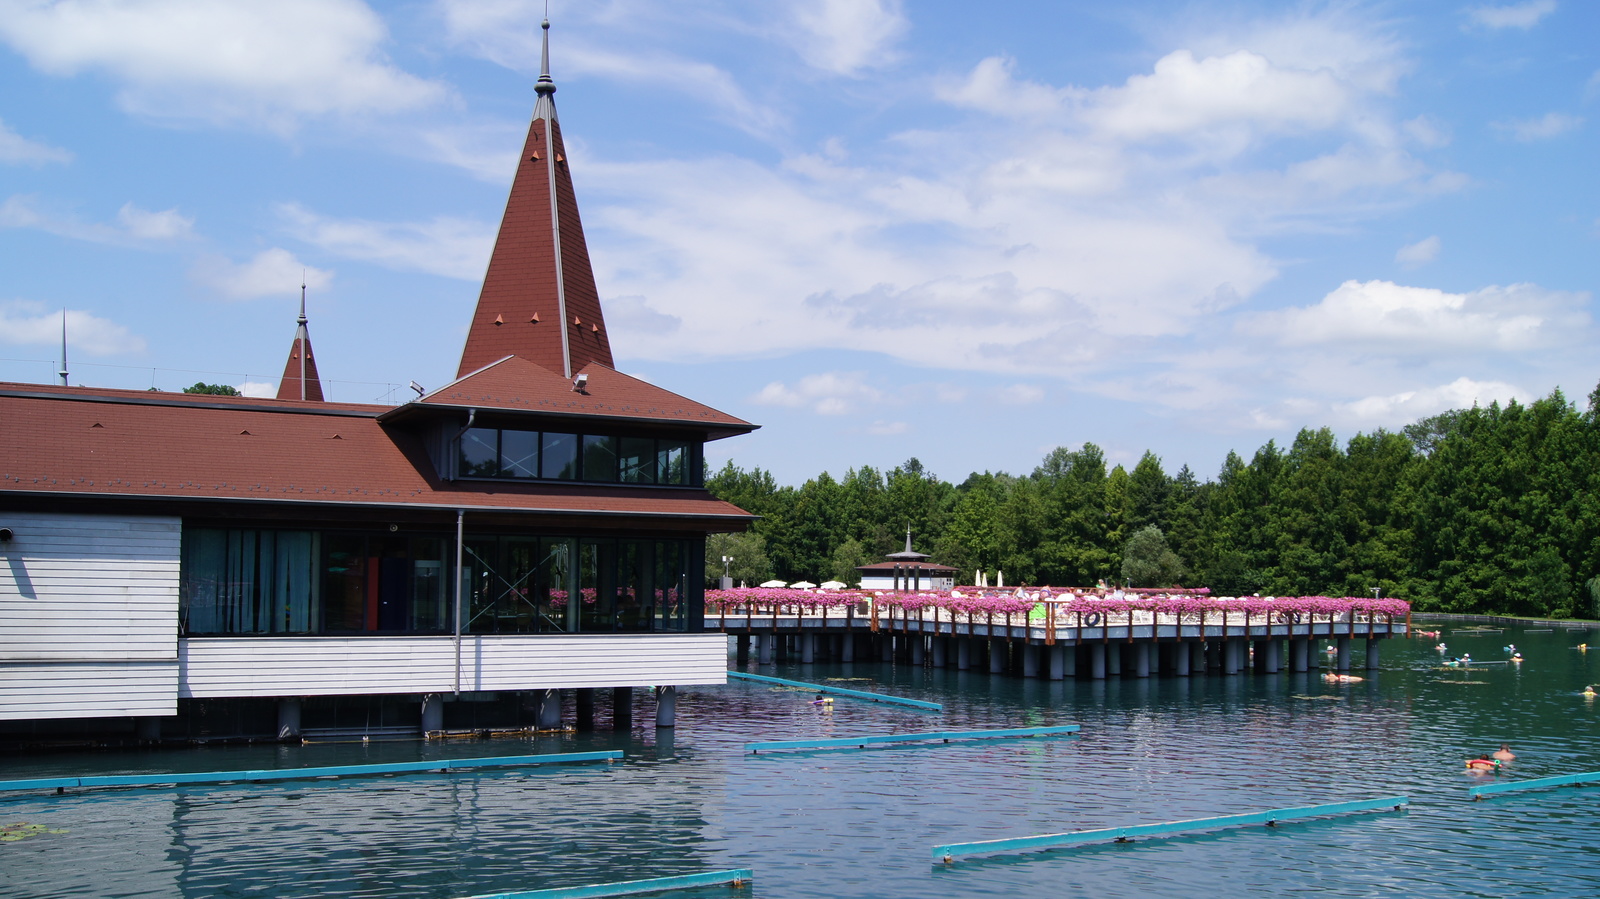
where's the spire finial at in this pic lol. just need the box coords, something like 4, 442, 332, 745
536, 17, 555, 97
59, 308, 69, 386
298, 273, 308, 325
905, 525, 913, 554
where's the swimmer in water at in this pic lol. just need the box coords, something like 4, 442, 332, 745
1465, 757, 1502, 773
1584, 685, 1598, 697
1436, 643, 1447, 653
1323, 673, 1364, 683
1493, 744, 1515, 762
811, 693, 833, 706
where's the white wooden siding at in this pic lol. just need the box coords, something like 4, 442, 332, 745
180, 633, 728, 698
0, 662, 178, 719
0, 512, 180, 660
0, 512, 181, 720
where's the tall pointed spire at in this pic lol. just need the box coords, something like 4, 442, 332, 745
58, 308, 69, 386
457, 16, 613, 380
276, 281, 325, 401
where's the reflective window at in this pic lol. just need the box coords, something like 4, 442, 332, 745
541, 432, 579, 479
619, 437, 655, 484
500, 429, 540, 478
459, 428, 499, 477
583, 434, 617, 481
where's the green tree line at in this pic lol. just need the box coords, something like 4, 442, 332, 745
706, 385, 1600, 619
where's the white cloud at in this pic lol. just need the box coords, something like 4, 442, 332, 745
0, 0, 446, 134
752, 372, 883, 415
938, 56, 1069, 119
1492, 112, 1582, 142
1334, 377, 1530, 425
998, 384, 1045, 405
238, 381, 277, 398
0, 300, 146, 355
1242, 279, 1590, 352
116, 201, 192, 240
1083, 49, 1354, 143
190, 248, 333, 301
866, 420, 908, 436
276, 202, 493, 280
786, 0, 907, 76
1, 195, 192, 245
1466, 1, 1558, 30
1395, 235, 1441, 267
0, 117, 72, 165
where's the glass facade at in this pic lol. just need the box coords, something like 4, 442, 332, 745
458, 427, 695, 486
181, 526, 696, 636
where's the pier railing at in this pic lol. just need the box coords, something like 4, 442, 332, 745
707, 591, 1407, 643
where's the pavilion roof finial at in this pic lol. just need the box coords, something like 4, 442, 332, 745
534, 17, 557, 116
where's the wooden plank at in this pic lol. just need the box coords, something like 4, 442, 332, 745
0, 751, 623, 794
727, 671, 942, 711
459, 869, 754, 899
1470, 770, 1600, 799
932, 796, 1409, 861
747, 725, 1079, 753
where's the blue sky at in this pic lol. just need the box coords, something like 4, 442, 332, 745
1, 0, 1595, 487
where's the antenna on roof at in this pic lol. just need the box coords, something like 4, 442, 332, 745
58, 308, 69, 386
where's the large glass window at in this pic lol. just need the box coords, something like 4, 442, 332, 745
182, 528, 695, 636
541, 432, 579, 479
457, 427, 699, 485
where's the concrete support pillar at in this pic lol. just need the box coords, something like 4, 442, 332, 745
1192, 642, 1208, 674
1291, 637, 1309, 672
1022, 643, 1040, 678
536, 689, 562, 729
931, 637, 947, 668
910, 636, 925, 666
833, 634, 846, 661
136, 716, 162, 743
1108, 643, 1123, 676
418, 695, 442, 735
735, 634, 750, 664
612, 687, 633, 731
801, 634, 815, 664
1264, 639, 1281, 674
1223, 639, 1240, 675
1336, 636, 1352, 671
880, 636, 895, 663
957, 638, 972, 670
758, 634, 773, 664
842, 633, 856, 662
1134, 643, 1150, 678
278, 698, 302, 741
654, 685, 676, 728
1048, 645, 1066, 680
1366, 637, 1382, 670
989, 639, 1007, 674
1174, 642, 1191, 677
1090, 643, 1107, 680
575, 688, 595, 731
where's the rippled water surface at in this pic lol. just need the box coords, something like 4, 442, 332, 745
5, 622, 1600, 898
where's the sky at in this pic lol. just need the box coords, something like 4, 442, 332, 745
1, 0, 1595, 488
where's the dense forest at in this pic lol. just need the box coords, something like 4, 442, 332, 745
706, 385, 1600, 619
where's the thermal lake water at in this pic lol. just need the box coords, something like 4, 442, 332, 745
4, 621, 1600, 898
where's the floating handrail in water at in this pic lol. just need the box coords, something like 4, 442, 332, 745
747, 725, 1079, 754
459, 869, 753, 898
932, 796, 1409, 862
0, 751, 623, 795
1471, 771, 1600, 800
726, 671, 942, 711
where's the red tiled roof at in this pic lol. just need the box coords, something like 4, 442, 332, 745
0, 384, 753, 523
275, 333, 323, 402
457, 114, 612, 378
408, 356, 754, 437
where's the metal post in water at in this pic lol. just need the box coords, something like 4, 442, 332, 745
419, 695, 442, 735
655, 685, 676, 728
613, 687, 633, 731
278, 699, 302, 740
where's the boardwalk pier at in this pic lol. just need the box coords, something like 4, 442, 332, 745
712, 594, 1406, 680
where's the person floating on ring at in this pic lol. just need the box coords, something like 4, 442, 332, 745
1465, 756, 1502, 773
812, 693, 833, 706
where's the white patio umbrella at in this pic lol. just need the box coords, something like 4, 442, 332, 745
819, 581, 847, 590
759, 579, 787, 588
789, 580, 817, 590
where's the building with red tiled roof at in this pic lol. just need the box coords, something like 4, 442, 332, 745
0, 20, 755, 748
856, 531, 957, 592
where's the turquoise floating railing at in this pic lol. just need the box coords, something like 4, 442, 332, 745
932, 795, 1409, 862
459, 868, 753, 898
0, 751, 622, 794
747, 725, 1079, 753
726, 671, 942, 711
1471, 770, 1600, 799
